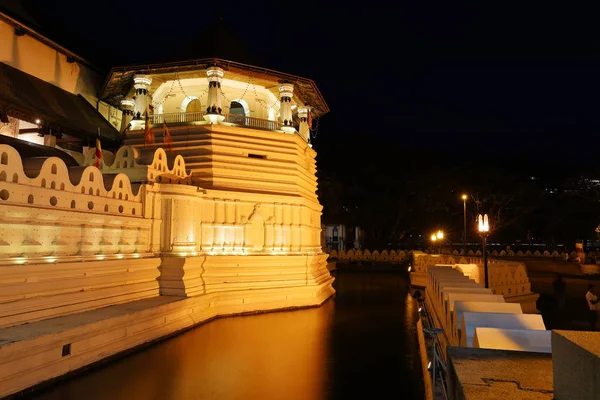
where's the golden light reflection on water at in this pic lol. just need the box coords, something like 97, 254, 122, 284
32, 301, 335, 400
30, 272, 424, 400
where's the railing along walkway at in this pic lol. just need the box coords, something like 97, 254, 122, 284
148, 112, 282, 131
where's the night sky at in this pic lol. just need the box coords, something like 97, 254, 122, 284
8, 1, 600, 162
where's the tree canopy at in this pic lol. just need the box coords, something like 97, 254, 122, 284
315, 134, 600, 248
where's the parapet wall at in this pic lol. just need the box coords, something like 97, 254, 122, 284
411, 252, 537, 311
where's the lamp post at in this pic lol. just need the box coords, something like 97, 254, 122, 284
436, 230, 444, 255
431, 233, 437, 254
477, 214, 490, 288
461, 194, 468, 251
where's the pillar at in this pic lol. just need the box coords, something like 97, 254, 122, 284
203, 66, 225, 123
43, 134, 56, 147
120, 99, 135, 132
133, 75, 152, 120
40, 123, 56, 147
279, 83, 295, 133
298, 106, 311, 141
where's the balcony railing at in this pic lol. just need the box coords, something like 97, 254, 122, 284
149, 112, 204, 124
149, 112, 283, 131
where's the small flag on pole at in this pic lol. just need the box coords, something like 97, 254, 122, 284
94, 128, 102, 168
144, 109, 155, 147
163, 120, 173, 152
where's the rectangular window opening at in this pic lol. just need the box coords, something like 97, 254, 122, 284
62, 343, 71, 357
248, 154, 266, 159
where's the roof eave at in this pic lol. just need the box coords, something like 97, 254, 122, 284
100, 58, 330, 117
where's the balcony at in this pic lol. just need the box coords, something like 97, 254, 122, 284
148, 112, 283, 131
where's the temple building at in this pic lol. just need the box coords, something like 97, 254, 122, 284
0, 5, 334, 397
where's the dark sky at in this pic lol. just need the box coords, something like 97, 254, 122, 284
11, 1, 600, 162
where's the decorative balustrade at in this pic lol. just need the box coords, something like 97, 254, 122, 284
327, 247, 596, 264
328, 249, 409, 263
149, 112, 283, 131
149, 111, 204, 124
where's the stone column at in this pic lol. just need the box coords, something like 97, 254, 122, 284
297, 106, 311, 141
279, 83, 296, 133
133, 75, 152, 120
203, 66, 225, 123
39, 123, 56, 147
120, 99, 135, 132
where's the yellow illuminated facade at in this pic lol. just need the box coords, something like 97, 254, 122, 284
0, 9, 334, 397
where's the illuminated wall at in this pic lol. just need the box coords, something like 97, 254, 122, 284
153, 78, 281, 121
0, 17, 101, 104
0, 142, 333, 327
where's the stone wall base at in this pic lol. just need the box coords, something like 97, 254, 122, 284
0, 280, 335, 398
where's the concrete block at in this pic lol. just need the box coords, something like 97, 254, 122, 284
473, 327, 551, 353
446, 294, 505, 343
453, 301, 522, 347
442, 287, 493, 322
552, 330, 600, 400
461, 312, 546, 347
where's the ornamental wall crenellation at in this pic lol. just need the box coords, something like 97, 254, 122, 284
0, 143, 324, 261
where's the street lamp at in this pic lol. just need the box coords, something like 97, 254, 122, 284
461, 194, 468, 250
477, 214, 490, 288
436, 230, 444, 254
431, 233, 437, 254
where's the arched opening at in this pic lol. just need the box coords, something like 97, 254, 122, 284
229, 100, 248, 125
186, 99, 202, 113
181, 96, 201, 121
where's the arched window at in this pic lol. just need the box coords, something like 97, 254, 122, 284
229, 99, 249, 125
181, 96, 201, 114
230, 101, 245, 116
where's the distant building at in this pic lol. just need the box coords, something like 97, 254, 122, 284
323, 224, 365, 251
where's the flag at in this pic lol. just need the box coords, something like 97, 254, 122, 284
163, 120, 173, 152
144, 110, 155, 146
307, 110, 313, 129
94, 128, 102, 168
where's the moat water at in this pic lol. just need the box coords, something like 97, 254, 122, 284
27, 269, 424, 400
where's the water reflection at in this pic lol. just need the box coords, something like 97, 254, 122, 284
28, 271, 422, 400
